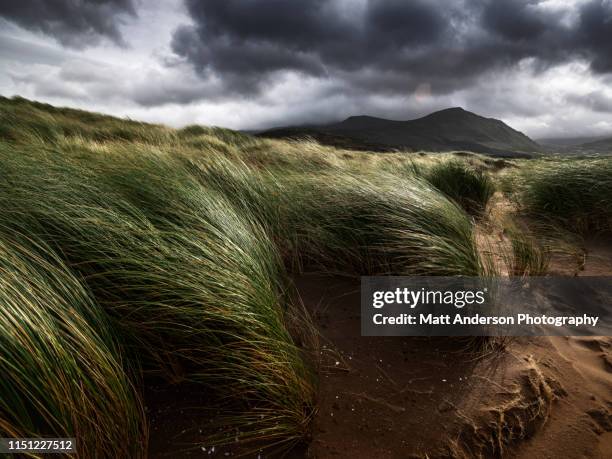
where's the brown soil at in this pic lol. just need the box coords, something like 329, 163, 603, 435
298, 274, 612, 459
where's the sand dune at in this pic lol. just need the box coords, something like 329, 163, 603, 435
300, 238, 612, 458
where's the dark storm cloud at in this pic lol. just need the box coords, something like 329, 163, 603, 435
171, 0, 450, 93
171, 0, 612, 97
2, 0, 611, 137
482, 0, 612, 75
576, 0, 612, 73
0, 0, 136, 48
482, 0, 551, 41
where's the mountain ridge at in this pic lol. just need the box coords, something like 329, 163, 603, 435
537, 135, 612, 154
259, 107, 541, 157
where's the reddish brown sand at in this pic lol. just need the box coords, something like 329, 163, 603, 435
296, 274, 612, 459
298, 234, 612, 459
520, 237, 612, 459
298, 276, 491, 457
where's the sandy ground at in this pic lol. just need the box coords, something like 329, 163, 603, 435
296, 230, 612, 459
295, 273, 611, 459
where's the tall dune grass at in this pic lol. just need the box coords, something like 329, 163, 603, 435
502, 224, 550, 276
0, 142, 315, 447
188, 156, 486, 276
513, 157, 612, 234
425, 160, 495, 214
0, 96, 175, 145
0, 234, 146, 458
0, 96, 496, 453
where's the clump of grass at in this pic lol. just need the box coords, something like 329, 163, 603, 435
0, 233, 146, 458
0, 142, 315, 449
426, 160, 495, 214
502, 224, 550, 276
190, 157, 486, 276
515, 157, 612, 235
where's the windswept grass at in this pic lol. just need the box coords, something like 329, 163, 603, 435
502, 224, 550, 276
0, 96, 175, 145
189, 156, 486, 276
0, 234, 146, 458
0, 141, 315, 448
0, 96, 502, 454
425, 160, 495, 214
512, 157, 612, 235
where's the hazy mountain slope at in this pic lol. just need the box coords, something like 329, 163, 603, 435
577, 137, 612, 153
537, 136, 608, 147
538, 135, 612, 154
260, 107, 540, 157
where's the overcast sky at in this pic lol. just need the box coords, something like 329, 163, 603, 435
1, 0, 612, 138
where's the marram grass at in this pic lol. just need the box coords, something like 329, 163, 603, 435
189, 156, 486, 276
0, 95, 498, 454
0, 142, 315, 448
512, 156, 612, 235
0, 233, 146, 458
425, 160, 495, 214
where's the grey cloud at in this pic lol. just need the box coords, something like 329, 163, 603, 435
171, 0, 612, 99
0, 33, 70, 65
172, 24, 327, 79
576, 0, 612, 73
482, 0, 552, 41
171, 0, 452, 94
9, 56, 226, 108
0, 0, 137, 48
2, 0, 612, 138
567, 90, 612, 113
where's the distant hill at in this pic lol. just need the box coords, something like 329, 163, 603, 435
259, 107, 541, 157
537, 136, 605, 147
537, 135, 612, 154
576, 137, 612, 154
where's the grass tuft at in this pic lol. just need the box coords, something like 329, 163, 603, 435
426, 160, 495, 214
513, 157, 612, 235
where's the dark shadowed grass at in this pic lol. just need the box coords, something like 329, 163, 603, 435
0, 233, 147, 458
512, 157, 612, 235
425, 160, 495, 214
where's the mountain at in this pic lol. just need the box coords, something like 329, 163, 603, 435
537, 135, 612, 154
259, 107, 541, 157
575, 137, 612, 154
537, 136, 606, 147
